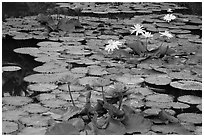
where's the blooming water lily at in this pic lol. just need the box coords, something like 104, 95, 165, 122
130, 24, 145, 36
142, 31, 153, 38
163, 14, 176, 22
105, 39, 122, 53
159, 30, 173, 39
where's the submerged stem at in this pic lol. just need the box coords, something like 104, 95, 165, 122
101, 86, 106, 102
68, 84, 75, 106
118, 94, 123, 110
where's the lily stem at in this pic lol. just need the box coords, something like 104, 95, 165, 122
118, 94, 123, 110
101, 86, 106, 102
68, 84, 75, 106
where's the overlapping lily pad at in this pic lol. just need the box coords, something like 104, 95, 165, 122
2, 121, 19, 134
177, 95, 202, 105
145, 75, 172, 85
170, 80, 202, 91
28, 83, 58, 92
177, 113, 202, 124
2, 96, 32, 106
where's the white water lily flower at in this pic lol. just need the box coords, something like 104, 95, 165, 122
159, 30, 173, 39
105, 39, 122, 53
130, 24, 145, 36
167, 8, 173, 13
142, 31, 153, 38
163, 14, 176, 22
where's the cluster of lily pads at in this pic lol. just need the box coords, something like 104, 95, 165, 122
2, 2, 202, 135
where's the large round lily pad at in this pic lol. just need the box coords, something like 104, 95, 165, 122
177, 95, 202, 105
2, 96, 32, 106
177, 113, 202, 124
3, 109, 28, 121
170, 80, 202, 91
22, 103, 50, 113
18, 127, 47, 135
19, 114, 51, 127
115, 74, 144, 85
2, 121, 19, 134
146, 94, 174, 103
28, 83, 58, 92
145, 75, 172, 85
41, 98, 69, 108
2, 66, 21, 72
37, 41, 62, 47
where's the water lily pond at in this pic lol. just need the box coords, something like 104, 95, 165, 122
2, 2, 202, 135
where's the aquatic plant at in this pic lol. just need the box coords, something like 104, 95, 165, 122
104, 39, 123, 53
163, 14, 176, 22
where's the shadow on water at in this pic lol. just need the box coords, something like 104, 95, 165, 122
2, 35, 44, 96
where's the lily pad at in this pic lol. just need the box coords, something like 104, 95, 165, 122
2, 66, 21, 72
3, 109, 28, 121
78, 76, 100, 86
41, 98, 69, 108
115, 74, 144, 85
28, 83, 58, 92
146, 94, 174, 103
18, 127, 47, 135
45, 122, 80, 135
177, 113, 202, 124
21, 103, 50, 113
19, 114, 51, 127
145, 75, 172, 85
171, 102, 190, 109
58, 84, 85, 92
170, 80, 202, 91
37, 93, 56, 101
71, 67, 88, 74
57, 92, 80, 101
13, 47, 42, 55
2, 121, 18, 134
151, 123, 193, 135
177, 95, 202, 105
2, 96, 32, 106
37, 41, 62, 47
143, 108, 161, 116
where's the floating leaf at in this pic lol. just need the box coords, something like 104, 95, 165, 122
2, 121, 18, 134
145, 101, 172, 109
37, 93, 56, 101
196, 104, 202, 111
145, 75, 171, 85
57, 92, 80, 101
122, 111, 152, 134
45, 122, 80, 135
171, 102, 190, 109
18, 127, 47, 135
2, 66, 21, 72
21, 103, 49, 114
177, 95, 202, 105
96, 118, 126, 135
71, 67, 88, 74
19, 114, 51, 127
126, 40, 147, 55
143, 108, 161, 116
116, 74, 144, 85
78, 76, 100, 86
177, 113, 202, 124
146, 94, 174, 103
151, 123, 193, 135
3, 109, 28, 121
170, 80, 202, 91
58, 84, 85, 92
28, 83, 58, 92
2, 96, 32, 106
158, 110, 179, 123
37, 41, 62, 47
59, 106, 82, 121
41, 98, 68, 108
68, 118, 85, 131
